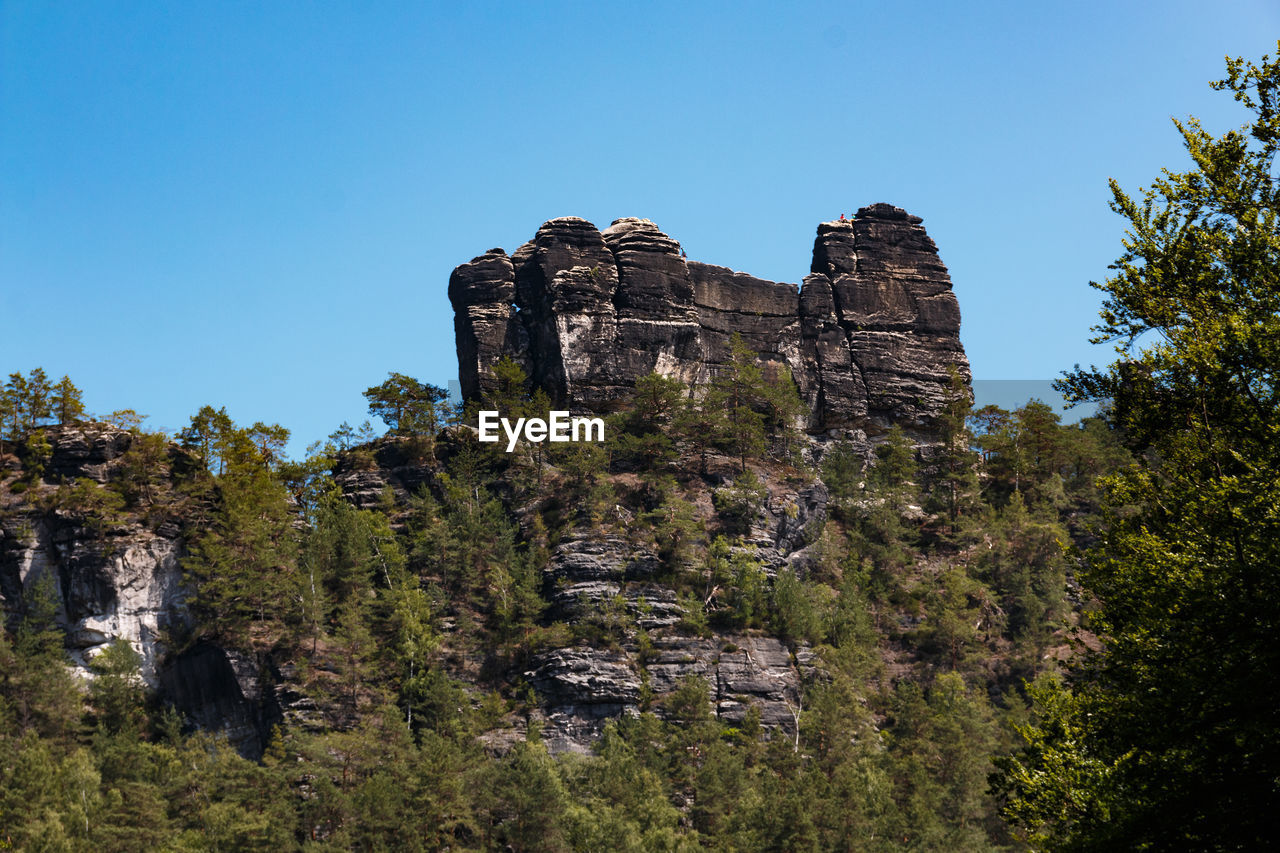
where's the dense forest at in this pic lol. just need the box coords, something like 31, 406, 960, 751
0, 347, 1126, 851
1, 47, 1277, 851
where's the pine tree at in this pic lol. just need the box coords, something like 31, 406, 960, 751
181, 410, 298, 648
712, 333, 768, 470
87, 639, 146, 736
363, 372, 449, 436
23, 367, 52, 432
925, 367, 982, 537
51, 375, 85, 427
2, 372, 28, 445
613, 372, 684, 475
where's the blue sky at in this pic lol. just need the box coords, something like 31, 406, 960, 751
2, 2, 1276, 454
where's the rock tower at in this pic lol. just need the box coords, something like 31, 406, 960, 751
449, 204, 968, 435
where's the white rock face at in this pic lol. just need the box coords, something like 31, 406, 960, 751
1, 425, 274, 757
9, 519, 189, 686
69, 534, 187, 684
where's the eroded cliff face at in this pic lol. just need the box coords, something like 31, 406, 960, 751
522, 481, 827, 754
450, 204, 969, 434
0, 425, 188, 684
0, 425, 280, 758
0, 206, 971, 760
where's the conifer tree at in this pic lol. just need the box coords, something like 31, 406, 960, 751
51, 375, 84, 426
363, 372, 449, 436
181, 410, 298, 648
925, 367, 982, 537
23, 367, 52, 432
712, 333, 768, 470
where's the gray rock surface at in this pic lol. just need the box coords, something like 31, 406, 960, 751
0, 425, 190, 685
159, 642, 283, 758
451, 206, 970, 436
525, 635, 808, 755
524, 521, 813, 753
0, 424, 279, 758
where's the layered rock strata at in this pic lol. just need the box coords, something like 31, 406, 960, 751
0, 425, 188, 683
450, 205, 969, 434
0, 425, 282, 757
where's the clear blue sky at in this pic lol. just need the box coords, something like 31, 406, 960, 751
3, 2, 1276, 455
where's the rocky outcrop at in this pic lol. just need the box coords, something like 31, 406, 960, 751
331, 435, 437, 512
158, 643, 283, 757
450, 205, 969, 435
0, 424, 280, 758
524, 635, 807, 755
812, 205, 967, 430
525, 512, 818, 753
0, 425, 190, 685
1, 515, 187, 682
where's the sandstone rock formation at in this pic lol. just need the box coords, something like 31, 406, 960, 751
0, 424, 280, 757
451, 205, 969, 435
523, 470, 828, 753
0, 425, 188, 684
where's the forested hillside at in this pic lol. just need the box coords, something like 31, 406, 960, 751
2, 44, 1277, 853
1, 353, 1127, 850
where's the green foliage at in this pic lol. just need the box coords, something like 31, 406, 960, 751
51, 375, 85, 427
304, 492, 402, 605
711, 468, 767, 535
820, 439, 865, 517
42, 477, 127, 531
326, 418, 377, 451
977, 498, 1069, 669
998, 46, 1280, 849
110, 430, 171, 513
363, 371, 449, 437
884, 672, 1005, 849
673, 388, 721, 474
2, 368, 52, 445
406, 447, 545, 645
2, 574, 81, 743
559, 722, 686, 850
180, 408, 299, 649
553, 440, 614, 524
711, 334, 770, 470
671, 334, 806, 472
104, 408, 145, 430
704, 538, 769, 630
842, 426, 920, 571
87, 639, 146, 737
771, 567, 825, 647
481, 732, 574, 851
178, 404, 236, 476
640, 483, 701, 572
821, 575, 884, 680
19, 428, 52, 484
487, 355, 533, 414
916, 565, 1000, 673
611, 372, 685, 476
924, 366, 984, 537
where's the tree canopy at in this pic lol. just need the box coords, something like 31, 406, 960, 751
364, 372, 449, 436
996, 45, 1280, 850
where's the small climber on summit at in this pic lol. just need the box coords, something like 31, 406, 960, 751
839, 213, 846, 221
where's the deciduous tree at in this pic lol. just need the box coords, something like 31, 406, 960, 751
997, 46, 1280, 849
